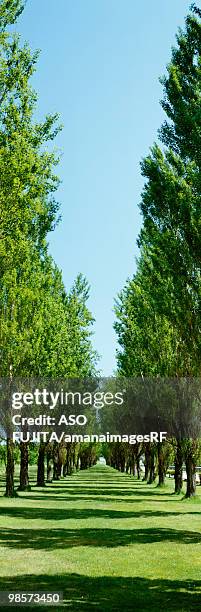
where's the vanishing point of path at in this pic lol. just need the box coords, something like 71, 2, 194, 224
0, 465, 201, 610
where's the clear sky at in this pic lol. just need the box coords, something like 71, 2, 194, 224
17, 0, 191, 374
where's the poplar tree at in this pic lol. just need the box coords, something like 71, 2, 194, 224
115, 4, 201, 496
0, 0, 98, 494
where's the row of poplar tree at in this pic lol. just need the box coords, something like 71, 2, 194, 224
114, 3, 201, 497
1, 1, 201, 498
0, 0, 98, 495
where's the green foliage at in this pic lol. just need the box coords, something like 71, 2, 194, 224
0, 0, 97, 380
0, 0, 25, 29
79, 442, 101, 470
114, 5, 201, 495
28, 443, 39, 465
115, 5, 201, 379
0, 0, 98, 497
0, 444, 6, 464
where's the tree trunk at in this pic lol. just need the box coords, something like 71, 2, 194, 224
125, 462, 130, 473
136, 456, 141, 479
63, 444, 70, 476
18, 442, 30, 491
174, 440, 183, 494
157, 443, 166, 487
131, 460, 136, 476
47, 451, 52, 482
5, 437, 16, 497
53, 443, 60, 479
63, 443, 73, 475
37, 443, 45, 486
63, 461, 67, 477
148, 450, 155, 484
72, 445, 76, 470
143, 444, 151, 481
57, 460, 62, 478
53, 457, 61, 479
185, 454, 196, 498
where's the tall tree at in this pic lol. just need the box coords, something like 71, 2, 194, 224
115, 4, 201, 496
0, 0, 98, 494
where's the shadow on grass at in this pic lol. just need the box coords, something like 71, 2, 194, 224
18, 492, 181, 504
22, 484, 173, 498
0, 573, 200, 611
0, 506, 198, 521
1, 481, 159, 498
0, 467, 176, 503
0, 526, 200, 549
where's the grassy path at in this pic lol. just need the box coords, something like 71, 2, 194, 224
0, 464, 201, 610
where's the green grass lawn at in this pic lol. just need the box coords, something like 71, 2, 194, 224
0, 464, 201, 610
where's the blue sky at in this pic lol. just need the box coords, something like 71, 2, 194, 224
18, 0, 191, 374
